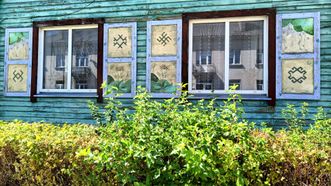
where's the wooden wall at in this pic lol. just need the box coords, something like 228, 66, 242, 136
0, 0, 330, 126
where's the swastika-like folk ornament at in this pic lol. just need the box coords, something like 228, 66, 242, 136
151, 24, 177, 56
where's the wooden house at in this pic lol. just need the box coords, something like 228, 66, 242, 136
0, 0, 330, 126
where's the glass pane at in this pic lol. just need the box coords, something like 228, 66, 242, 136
107, 63, 131, 93
43, 30, 68, 89
229, 21, 264, 91
192, 23, 225, 91
71, 28, 98, 89
151, 61, 177, 93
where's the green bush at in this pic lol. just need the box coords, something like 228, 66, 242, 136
86, 88, 331, 185
0, 89, 330, 185
0, 122, 115, 185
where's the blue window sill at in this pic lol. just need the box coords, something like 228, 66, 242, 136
35, 93, 98, 98
186, 94, 271, 101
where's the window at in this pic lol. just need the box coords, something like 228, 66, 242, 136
229, 49, 241, 65
55, 54, 65, 69
188, 16, 268, 94
196, 51, 212, 65
55, 80, 65, 89
75, 80, 88, 89
229, 79, 241, 90
38, 25, 98, 93
256, 49, 263, 65
75, 53, 88, 67
256, 80, 263, 90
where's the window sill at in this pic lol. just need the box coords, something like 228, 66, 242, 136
186, 93, 271, 100
35, 93, 98, 98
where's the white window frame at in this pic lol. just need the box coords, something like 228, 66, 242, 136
37, 25, 98, 93
188, 16, 268, 94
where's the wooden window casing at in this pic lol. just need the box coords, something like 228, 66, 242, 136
182, 8, 276, 106
31, 18, 104, 102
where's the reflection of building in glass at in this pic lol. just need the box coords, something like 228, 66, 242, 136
192, 20, 264, 91
257, 80, 263, 90
229, 79, 241, 90
43, 28, 98, 90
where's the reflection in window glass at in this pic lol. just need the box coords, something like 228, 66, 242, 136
192, 23, 225, 91
256, 80, 263, 90
43, 30, 68, 89
229, 49, 241, 65
229, 79, 241, 90
71, 28, 98, 89
229, 21, 264, 90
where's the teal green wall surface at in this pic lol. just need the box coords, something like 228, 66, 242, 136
0, 0, 330, 126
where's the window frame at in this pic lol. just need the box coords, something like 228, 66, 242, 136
31, 18, 104, 102
182, 9, 276, 105
188, 16, 269, 94
37, 25, 98, 93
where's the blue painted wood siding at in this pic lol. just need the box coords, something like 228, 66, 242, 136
0, 0, 330, 126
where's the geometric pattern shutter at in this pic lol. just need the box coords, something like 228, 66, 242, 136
4, 28, 33, 96
276, 12, 320, 99
103, 22, 137, 97
146, 19, 182, 98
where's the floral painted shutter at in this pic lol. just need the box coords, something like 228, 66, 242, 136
4, 28, 33, 96
276, 12, 320, 99
146, 20, 182, 97
103, 22, 137, 97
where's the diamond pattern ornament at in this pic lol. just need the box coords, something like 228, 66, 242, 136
282, 59, 314, 94
108, 27, 132, 58
151, 24, 177, 56
7, 64, 28, 92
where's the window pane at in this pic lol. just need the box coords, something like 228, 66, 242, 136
43, 30, 68, 89
71, 28, 98, 89
192, 23, 225, 91
229, 21, 264, 90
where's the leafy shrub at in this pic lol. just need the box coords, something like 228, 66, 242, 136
0, 121, 114, 185
0, 89, 330, 185
87, 88, 331, 185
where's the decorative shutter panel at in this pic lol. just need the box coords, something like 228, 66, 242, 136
4, 28, 33, 96
146, 19, 182, 97
276, 12, 320, 99
103, 22, 137, 97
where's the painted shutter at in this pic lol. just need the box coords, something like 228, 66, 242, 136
146, 19, 182, 97
276, 12, 320, 99
103, 22, 137, 97
4, 28, 33, 96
